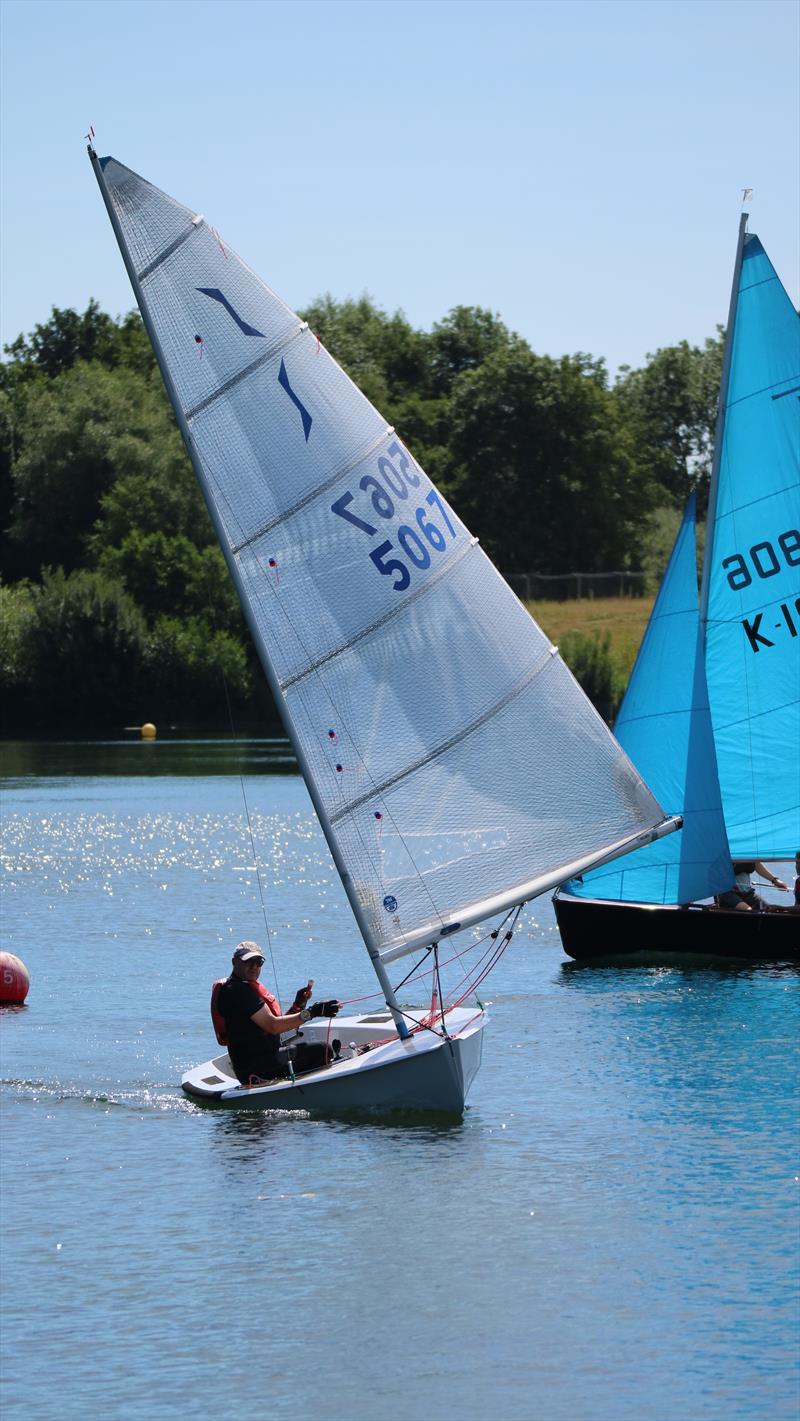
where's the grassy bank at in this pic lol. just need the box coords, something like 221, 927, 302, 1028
527, 596, 654, 687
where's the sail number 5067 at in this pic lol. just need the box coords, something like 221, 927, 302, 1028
723, 529, 800, 590
331, 441, 457, 591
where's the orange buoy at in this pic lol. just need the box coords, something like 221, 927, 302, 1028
0, 952, 30, 1004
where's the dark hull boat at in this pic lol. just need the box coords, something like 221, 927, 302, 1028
553, 211, 800, 965
554, 889, 799, 963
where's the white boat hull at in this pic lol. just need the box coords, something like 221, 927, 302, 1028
181, 1007, 486, 1116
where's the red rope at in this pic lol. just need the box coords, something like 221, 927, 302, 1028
331, 908, 521, 1048
335, 920, 503, 1009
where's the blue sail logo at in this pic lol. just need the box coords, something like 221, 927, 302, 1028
195, 288, 312, 441
278, 358, 313, 441
196, 287, 265, 338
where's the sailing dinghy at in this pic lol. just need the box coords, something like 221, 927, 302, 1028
555, 214, 800, 963
90, 147, 678, 1112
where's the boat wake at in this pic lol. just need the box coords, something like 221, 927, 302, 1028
0, 1077, 194, 1112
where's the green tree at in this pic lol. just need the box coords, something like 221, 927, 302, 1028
615, 333, 723, 511
0, 389, 21, 578
97, 530, 241, 631
300, 293, 430, 414
299, 293, 453, 482
143, 615, 252, 724
3, 301, 155, 381
560, 630, 622, 723
0, 291, 727, 733
448, 342, 654, 573
428, 305, 513, 395
21, 568, 147, 730
398, 306, 514, 480
0, 580, 38, 729
110, 310, 159, 378
89, 457, 212, 554
8, 362, 195, 576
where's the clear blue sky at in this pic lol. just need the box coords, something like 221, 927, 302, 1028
1, 0, 797, 377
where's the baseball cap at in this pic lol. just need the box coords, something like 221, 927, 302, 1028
232, 942, 265, 964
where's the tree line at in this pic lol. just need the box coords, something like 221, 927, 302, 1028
0, 298, 722, 733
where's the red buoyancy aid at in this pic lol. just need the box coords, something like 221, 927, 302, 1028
210, 978, 281, 1046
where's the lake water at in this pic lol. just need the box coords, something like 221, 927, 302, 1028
1, 740, 798, 1421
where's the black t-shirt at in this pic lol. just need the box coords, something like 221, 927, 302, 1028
217, 974, 280, 1081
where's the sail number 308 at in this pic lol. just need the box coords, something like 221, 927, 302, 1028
723, 529, 800, 589
331, 441, 457, 591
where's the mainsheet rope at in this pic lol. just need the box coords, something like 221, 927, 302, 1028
216, 617, 283, 1005
343, 904, 523, 1050
336, 903, 521, 1007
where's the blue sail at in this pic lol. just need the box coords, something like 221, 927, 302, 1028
568, 497, 733, 904
703, 233, 800, 858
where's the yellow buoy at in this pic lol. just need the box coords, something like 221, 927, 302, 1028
140, 723, 157, 740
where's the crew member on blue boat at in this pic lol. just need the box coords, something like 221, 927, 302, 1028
216, 943, 341, 1087
717, 861, 788, 912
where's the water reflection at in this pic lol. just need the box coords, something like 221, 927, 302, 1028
559, 959, 800, 989
1, 736, 298, 782
209, 1106, 301, 1148
203, 1098, 466, 1140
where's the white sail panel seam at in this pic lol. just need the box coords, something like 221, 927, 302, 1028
138, 219, 203, 282
711, 483, 800, 518
329, 647, 558, 825
706, 590, 800, 624
739, 273, 780, 294
284, 666, 449, 948
616, 703, 718, 728
280, 538, 478, 690
708, 693, 799, 730
186, 323, 307, 422
229, 426, 395, 554
727, 376, 800, 410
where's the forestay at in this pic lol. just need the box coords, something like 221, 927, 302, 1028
567, 497, 733, 905
703, 232, 800, 859
93, 155, 670, 961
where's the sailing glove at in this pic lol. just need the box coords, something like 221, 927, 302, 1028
309, 999, 341, 1019
289, 982, 314, 1013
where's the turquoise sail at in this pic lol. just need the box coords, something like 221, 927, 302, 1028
703, 233, 800, 858
568, 497, 733, 904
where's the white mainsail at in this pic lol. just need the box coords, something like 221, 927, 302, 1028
92, 152, 674, 969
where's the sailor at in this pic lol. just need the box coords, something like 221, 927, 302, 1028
717, 861, 789, 913
215, 942, 341, 1087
